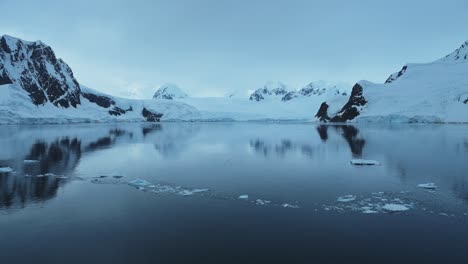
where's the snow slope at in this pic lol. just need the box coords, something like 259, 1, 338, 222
0, 83, 200, 124
327, 41, 468, 123
153, 83, 188, 100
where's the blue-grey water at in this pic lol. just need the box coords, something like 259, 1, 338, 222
0, 123, 468, 263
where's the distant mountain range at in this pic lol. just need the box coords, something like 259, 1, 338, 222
1, 34, 467, 124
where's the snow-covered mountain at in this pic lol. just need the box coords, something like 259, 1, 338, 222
153, 83, 188, 100
0, 35, 200, 124
249, 81, 289, 101
282, 81, 349, 102
317, 41, 468, 123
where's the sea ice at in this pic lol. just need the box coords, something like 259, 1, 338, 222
0, 167, 13, 173
178, 189, 210, 196
238, 195, 249, 200
128, 179, 153, 188
350, 159, 381, 166
382, 204, 410, 212
282, 203, 300, 209
255, 199, 271, 205
337, 195, 356, 203
417, 183, 438, 190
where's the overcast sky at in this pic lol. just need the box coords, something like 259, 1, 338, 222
1, 0, 467, 98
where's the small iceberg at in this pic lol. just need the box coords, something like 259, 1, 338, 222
282, 203, 300, 209
128, 179, 153, 188
238, 195, 249, 200
178, 189, 210, 196
382, 204, 410, 212
0, 167, 13, 173
337, 195, 356, 203
255, 199, 271, 205
350, 159, 381, 166
417, 183, 438, 190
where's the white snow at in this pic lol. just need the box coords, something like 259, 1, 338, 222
0, 167, 13, 173
334, 41, 468, 123
417, 183, 438, 190
337, 195, 357, 203
382, 204, 410, 212
153, 83, 188, 100
350, 159, 381, 166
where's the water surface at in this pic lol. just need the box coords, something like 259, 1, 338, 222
1, 123, 468, 263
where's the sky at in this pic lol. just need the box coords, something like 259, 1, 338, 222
1, 0, 467, 98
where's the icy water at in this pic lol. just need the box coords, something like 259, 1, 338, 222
1, 123, 468, 263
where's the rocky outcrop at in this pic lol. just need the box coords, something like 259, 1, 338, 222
315, 102, 330, 122
330, 83, 367, 122
142, 108, 163, 122
385, 65, 407, 84
0, 35, 81, 108
81, 92, 133, 116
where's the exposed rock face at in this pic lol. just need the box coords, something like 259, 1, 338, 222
315, 102, 330, 122
281, 92, 297, 102
82, 92, 132, 116
330, 83, 367, 122
0, 35, 81, 107
142, 108, 163, 122
385, 65, 408, 84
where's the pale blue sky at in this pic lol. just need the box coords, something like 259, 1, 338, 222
1, 0, 467, 98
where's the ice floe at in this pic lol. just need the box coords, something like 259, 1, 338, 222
382, 204, 410, 212
178, 189, 210, 196
337, 195, 357, 202
417, 183, 438, 190
282, 203, 300, 209
0, 167, 14, 173
350, 159, 381, 166
255, 199, 271, 205
238, 195, 249, 200
128, 179, 153, 188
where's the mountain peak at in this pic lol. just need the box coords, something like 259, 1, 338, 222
437, 40, 468, 63
153, 83, 188, 100
249, 81, 289, 101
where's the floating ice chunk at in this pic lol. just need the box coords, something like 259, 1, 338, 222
337, 195, 356, 203
282, 203, 300, 209
362, 209, 379, 214
256, 199, 271, 205
128, 179, 153, 188
417, 183, 438, 190
350, 159, 381, 166
238, 195, 249, 200
44, 173, 55, 177
382, 204, 410, 212
178, 189, 210, 196
24, 160, 39, 164
0, 167, 13, 173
